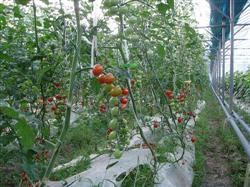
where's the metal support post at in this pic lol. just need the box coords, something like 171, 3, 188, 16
222, 19, 226, 103
229, 0, 234, 112
218, 43, 221, 96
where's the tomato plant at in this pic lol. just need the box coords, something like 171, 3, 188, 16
0, 0, 207, 186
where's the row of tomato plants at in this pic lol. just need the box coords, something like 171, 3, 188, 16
225, 69, 250, 102
0, 0, 207, 186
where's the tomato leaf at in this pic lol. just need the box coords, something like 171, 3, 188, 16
40, 0, 49, 5
91, 77, 101, 94
121, 63, 138, 69
13, 6, 23, 18
0, 103, 19, 119
15, 0, 31, 5
167, 0, 174, 9
157, 3, 168, 15
156, 45, 166, 58
14, 118, 35, 150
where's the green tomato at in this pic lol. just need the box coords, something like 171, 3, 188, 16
111, 107, 119, 116
125, 139, 130, 145
170, 102, 175, 106
106, 7, 118, 16
119, 6, 128, 14
104, 84, 113, 92
108, 131, 117, 140
128, 17, 137, 24
122, 118, 128, 124
110, 97, 119, 106
113, 149, 122, 159
109, 118, 118, 129
103, 0, 119, 9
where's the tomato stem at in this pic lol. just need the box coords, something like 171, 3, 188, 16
41, 0, 81, 184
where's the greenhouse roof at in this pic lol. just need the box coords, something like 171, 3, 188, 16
209, 0, 248, 52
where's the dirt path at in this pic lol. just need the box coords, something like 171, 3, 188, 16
201, 97, 232, 187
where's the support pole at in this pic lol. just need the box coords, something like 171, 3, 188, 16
229, 0, 234, 112
222, 19, 226, 103
216, 58, 218, 92
244, 163, 250, 187
218, 43, 221, 95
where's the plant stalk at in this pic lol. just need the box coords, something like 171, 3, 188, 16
41, 0, 81, 183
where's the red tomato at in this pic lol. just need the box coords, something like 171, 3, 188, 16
51, 105, 57, 111
99, 108, 105, 113
55, 94, 62, 100
120, 104, 127, 110
98, 74, 106, 84
107, 128, 113, 135
92, 64, 104, 76
177, 117, 183, 123
152, 121, 159, 128
165, 89, 174, 100
44, 150, 49, 160
120, 97, 128, 104
122, 88, 129, 95
21, 172, 28, 182
99, 104, 106, 113
47, 97, 53, 103
105, 73, 116, 84
54, 82, 61, 88
191, 136, 197, 143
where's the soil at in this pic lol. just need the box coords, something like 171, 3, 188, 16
201, 102, 232, 187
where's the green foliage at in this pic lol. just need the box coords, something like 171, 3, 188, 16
118, 164, 154, 187
225, 69, 250, 101
15, 118, 35, 150
15, 0, 31, 5
0, 0, 207, 185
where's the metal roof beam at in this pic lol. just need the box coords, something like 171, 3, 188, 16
206, 0, 231, 21
196, 23, 250, 29
235, 2, 250, 19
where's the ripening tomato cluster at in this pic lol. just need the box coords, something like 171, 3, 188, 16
47, 94, 66, 114
92, 64, 131, 159
21, 171, 28, 184
20, 172, 34, 187
92, 64, 130, 110
40, 83, 67, 116
165, 89, 186, 103
34, 150, 49, 162
152, 120, 160, 129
